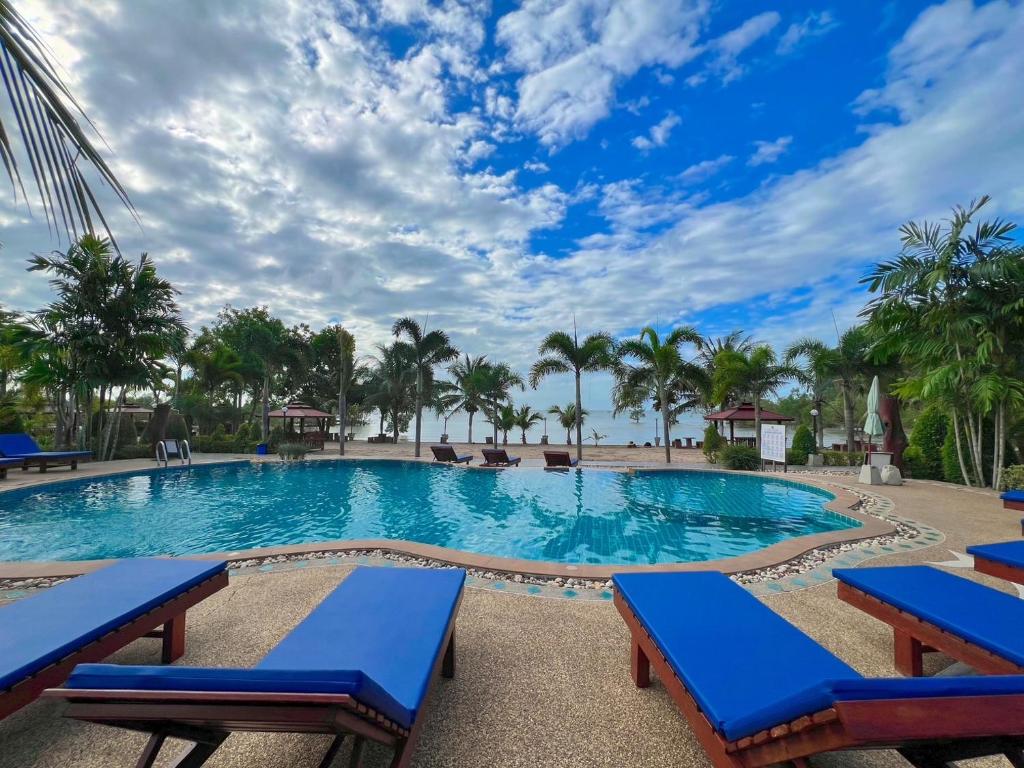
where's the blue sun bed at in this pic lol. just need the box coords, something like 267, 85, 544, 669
0, 558, 228, 719
613, 571, 1024, 766
48, 566, 466, 768
835, 565, 1024, 675
967, 540, 1024, 585
0, 432, 92, 472
0, 456, 24, 479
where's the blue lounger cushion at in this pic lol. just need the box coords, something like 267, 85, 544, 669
614, 571, 1024, 741
834, 565, 1024, 667
66, 566, 466, 730
967, 541, 1024, 568
1002, 490, 1024, 503
0, 558, 226, 691
0, 432, 92, 459
0, 457, 23, 466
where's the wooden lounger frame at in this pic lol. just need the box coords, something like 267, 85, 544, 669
19, 453, 91, 472
973, 553, 1024, 586
836, 581, 1024, 676
480, 450, 520, 467
614, 590, 1024, 768
45, 592, 462, 768
2, 568, 228, 720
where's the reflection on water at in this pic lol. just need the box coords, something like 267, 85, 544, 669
0, 461, 855, 564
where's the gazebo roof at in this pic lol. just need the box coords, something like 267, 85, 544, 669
268, 402, 331, 419
705, 402, 794, 423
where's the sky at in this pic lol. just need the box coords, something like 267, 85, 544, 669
1, 0, 1023, 410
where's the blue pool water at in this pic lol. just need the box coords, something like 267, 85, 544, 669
0, 461, 856, 565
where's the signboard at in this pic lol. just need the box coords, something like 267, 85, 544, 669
760, 424, 787, 464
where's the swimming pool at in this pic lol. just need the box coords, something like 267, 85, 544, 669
0, 460, 857, 565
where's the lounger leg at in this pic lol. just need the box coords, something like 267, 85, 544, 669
166, 733, 228, 768
162, 613, 187, 663
893, 628, 924, 676
630, 637, 651, 688
316, 735, 347, 768
442, 632, 456, 678
347, 737, 366, 768
896, 747, 955, 768
135, 733, 168, 768
71, 459, 78, 469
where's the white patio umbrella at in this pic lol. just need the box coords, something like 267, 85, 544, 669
864, 375, 884, 449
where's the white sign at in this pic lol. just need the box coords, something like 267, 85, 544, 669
760, 424, 787, 463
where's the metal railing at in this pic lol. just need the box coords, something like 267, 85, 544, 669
156, 439, 192, 467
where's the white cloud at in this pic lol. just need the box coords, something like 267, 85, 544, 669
700, 10, 780, 84
632, 112, 681, 151
496, 0, 708, 148
748, 136, 792, 166
523, 160, 550, 173
777, 10, 838, 55
678, 154, 734, 183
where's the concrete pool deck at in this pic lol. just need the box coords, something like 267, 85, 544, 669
0, 449, 1017, 767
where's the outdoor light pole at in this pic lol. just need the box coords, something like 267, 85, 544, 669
810, 408, 819, 449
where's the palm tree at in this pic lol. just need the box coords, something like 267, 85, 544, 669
697, 330, 754, 409
712, 345, 798, 450
489, 403, 518, 445
784, 338, 834, 450
445, 354, 489, 443
365, 342, 416, 443
0, 3, 134, 247
186, 343, 244, 403
548, 403, 587, 444
513, 405, 544, 444
616, 325, 702, 462
529, 326, 615, 462
392, 318, 458, 457
477, 361, 524, 445
335, 327, 364, 456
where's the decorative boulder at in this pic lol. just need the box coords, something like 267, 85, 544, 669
881, 465, 903, 485
858, 464, 882, 485
807, 454, 824, 467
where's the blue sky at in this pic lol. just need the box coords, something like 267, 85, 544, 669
2, 1, 1023, 409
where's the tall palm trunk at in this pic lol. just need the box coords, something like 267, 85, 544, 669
492, 400, 499, 445
574, 370, 583, 462
413, 371, 423, 458
392, 408, 400, 443
467, 410, 474, 443
841, 380, 855, 452
337, 391, 347, 456
753, 396, 762, 450
814, 397, 824, 450
261, 375, 270, 441
658, 382, 671, 463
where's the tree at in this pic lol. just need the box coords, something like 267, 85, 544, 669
588, 428, 607, 446
712, 345, 798, 450
548, 403, 587, 444
0, 3, 135, 248
476, 361, 524, 445
529, 326, 615, 462
335, 327, 362, 455
616, 325, 702, 462
513, 405, 544, 444
393, 318, 457, 458
490, 403, 517, 445
185, 342, 244, 408
444, 354, 489, 443
365, 341, 417, 442
0, 306, 25, 396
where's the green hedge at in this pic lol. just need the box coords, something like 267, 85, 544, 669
720, 444, 760, 470
906, 405, 947, 480
791, 425, 816, 460
703, 424, 726, 463
821, 450, 860, 466
786, 449, 806, 466
1000, 465, 1024, 492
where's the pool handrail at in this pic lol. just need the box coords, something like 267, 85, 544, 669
156, 438, 191, 467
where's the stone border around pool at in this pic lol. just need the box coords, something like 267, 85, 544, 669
0, 463, 886, 583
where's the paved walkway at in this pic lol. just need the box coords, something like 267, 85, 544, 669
0, 458, 1015, 767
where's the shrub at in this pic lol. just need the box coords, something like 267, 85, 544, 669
906, 405, 947, 480
0, 395, 24, 433
791, 425, 817, 461
941, 427, 965, 484
234, 423, 252, 444
822, 450, 859, 467
702, 424, 726, 463
112, 444, 154, 460
166, 413, 190, 442
786, 449, 806, 466
1002, 465, 1024, 491
278, 442, 309, 461
720, 444, 760, 470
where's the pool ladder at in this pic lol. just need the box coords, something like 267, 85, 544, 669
156, 439, 192, 467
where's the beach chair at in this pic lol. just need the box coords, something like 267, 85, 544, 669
46, 566, 465, 768
430, 444, 471, 464
613, 570, 1024, 768
967, 540, 1024, 585
0, 456, 24, 479
0, 558, 227, 720
481, 448, 520, 467
1001, 490, 1024, 512
0, 432, 92, 472
835, 565, 1024, 676
543, 451, 578, 468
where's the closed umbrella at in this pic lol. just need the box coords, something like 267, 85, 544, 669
864, 375, 883, 448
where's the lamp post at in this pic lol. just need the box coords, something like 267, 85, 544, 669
541, 416, 549, 445
810, 408, 819, 449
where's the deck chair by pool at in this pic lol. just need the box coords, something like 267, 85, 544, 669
47, 566, 466, 768
613, 570, 1024, 768
430, 444, 471, 464
967, 540, 1024, 585
0, 432, 92, 472
1002, 490, 1024, 512
836, 565, 1024, 676
0, 558, 227, 720
543, 451, 578, 468
481, 448, 520, 467
0, 456, 24, 479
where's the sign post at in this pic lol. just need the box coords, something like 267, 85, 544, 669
760, 424, 787, 472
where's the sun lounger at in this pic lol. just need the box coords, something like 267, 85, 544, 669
1001, 490, 1024, 512
835, 565, 1024, 676
543, 451, 578, 468
967, 540, 1024, 585
613, 570, 1024, 767
0, 456, 24, 479
46, 566, 465, 768
0, 432, 92, 472
481, 448, 520, 467
0, 558, 227, 720
430, 444, 471, 464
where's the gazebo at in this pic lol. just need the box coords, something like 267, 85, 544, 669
705, 402, 794, 445
268, 402, 332, 446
